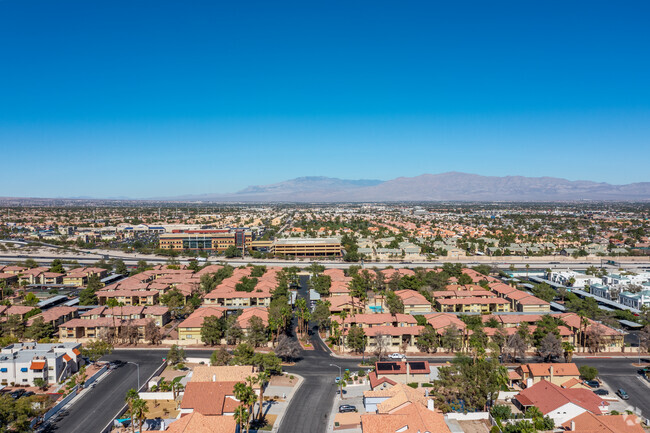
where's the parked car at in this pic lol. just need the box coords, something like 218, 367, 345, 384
339, 404, 357, 413
585, 380, 600, 388
593, 389, 609, 396
9, 390, 25, 399
23, 391, 35, 398
388, 353, 405, 360
616, 389, 629, 400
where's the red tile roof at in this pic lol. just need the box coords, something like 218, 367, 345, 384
180, 381, 237, 415
515, 380, 608, 415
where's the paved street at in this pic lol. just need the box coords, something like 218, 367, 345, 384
42, 350, 164, 433
577, 357, 650, 418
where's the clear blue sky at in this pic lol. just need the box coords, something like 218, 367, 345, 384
1, 0, 649, 198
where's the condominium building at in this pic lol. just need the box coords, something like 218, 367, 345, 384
271, 237, 342, 257
158, 229, 252, 252
0, 343, 83, 386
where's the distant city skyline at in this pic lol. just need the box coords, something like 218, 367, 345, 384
1, 1, 649, 198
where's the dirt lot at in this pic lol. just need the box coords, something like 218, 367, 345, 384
145, 399, 179, 418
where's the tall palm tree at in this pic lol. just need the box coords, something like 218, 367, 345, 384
124, 388, 139, 433
234, 406, 248, 433
255, 371, 270, 421
132, 398, 148, 432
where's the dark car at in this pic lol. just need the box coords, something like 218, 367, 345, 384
22, 391, 35, 398
9, 390, 26, 399
617, 389, 629, 400
593, 389, 609, 396
339, 405, 357, 413
585, 380, 600, 388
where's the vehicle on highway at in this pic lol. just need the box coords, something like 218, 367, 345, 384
585, 380, 600, 388
339, 404, 357, 413
593, 389, 609, 396
616, 389, 629, 400
388, 353, 405, 360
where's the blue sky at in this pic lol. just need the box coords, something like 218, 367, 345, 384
1, 0, 649, 198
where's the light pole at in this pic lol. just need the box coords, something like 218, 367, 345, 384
330, 363, 343, 400
127, 362, 140, 390
638, 334, 642, 366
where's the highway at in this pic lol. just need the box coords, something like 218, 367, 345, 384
1, 252, 649, 271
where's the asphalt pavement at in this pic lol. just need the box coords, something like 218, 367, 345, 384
577, 357, 650, 418
43, 350, 165, 433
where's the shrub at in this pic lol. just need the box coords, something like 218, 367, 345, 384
358, 369, 366, 377
407, 382, 418, 389
579, 365, 598, 381
421, 383, 433, 387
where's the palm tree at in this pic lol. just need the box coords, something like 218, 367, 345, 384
125, 388, 139, 433
131, 398, 148, 432
171, 380, 184, 399
255, 371, 270, 421
234, 405, 248, 433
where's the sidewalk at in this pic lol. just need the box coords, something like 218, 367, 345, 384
267, 373, 304, 433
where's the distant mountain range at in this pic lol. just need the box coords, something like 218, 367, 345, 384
162, 172, 650, 202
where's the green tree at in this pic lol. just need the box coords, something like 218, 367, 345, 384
457, 273, 473, 286
346, 325, 366, 353
246, 316, 268, 347
22, 292, 39, 307
312, 300, 331, 330
33, 377, 48, 391
416, 325, 438, 353
578, 365, 598, 381
309, 274, 332, 296
160, 289, 186, 319
434, 354, 508, 412
231, 343, 255, 365
25, 317, 54, 341
166, 345, 186, 365
385, 290, 404, 314
210, 347, 232, 366
255, 371, 270, 421
79, 274, 102, 305
49, 259, 65, 274
201, 315, 225, 346
125, 388, 140, 433
441, 325, 463, 352
224, 245, 241, 258
82, 339, 113, 362
225, 318, 245, 345
114, 260, 128, 275
252, 352, 282, 375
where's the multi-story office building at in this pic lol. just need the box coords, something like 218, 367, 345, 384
158, 229, 252, 252
271, 237, 342, 257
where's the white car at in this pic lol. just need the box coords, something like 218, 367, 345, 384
388, 353, 405, 360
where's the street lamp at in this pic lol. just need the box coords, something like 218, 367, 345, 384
637, 334, 642, 366
127, 362, 140, 390
330, 363, 343, 400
